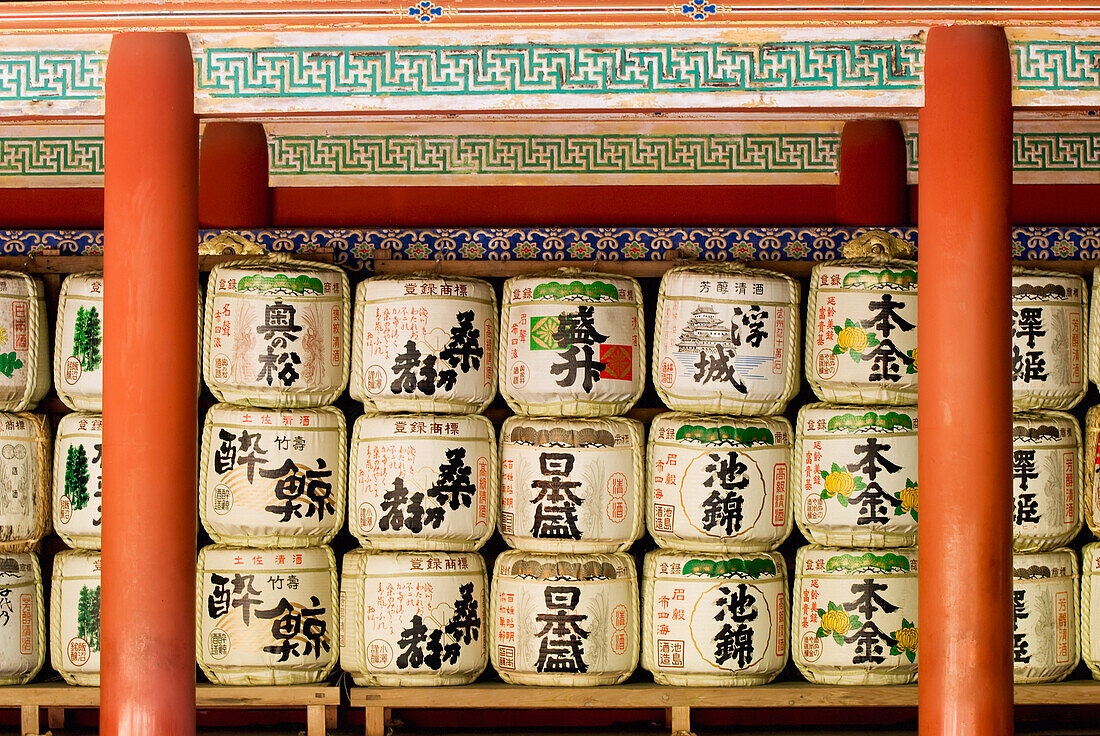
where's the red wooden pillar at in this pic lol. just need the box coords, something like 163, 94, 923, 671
199, 121, 272, 228
836, 119, 909, 225
102, 32, 198, 736
918, 25, 1014, 736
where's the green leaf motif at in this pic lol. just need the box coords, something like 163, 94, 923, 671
906, 650, 916, 663
816, 626, 827, 638
826, 411, 914, 433
0, 352, 23, 378
833, 632, 845, 646
825, 551, 912, 574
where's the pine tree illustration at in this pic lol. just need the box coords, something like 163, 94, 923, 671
65, 444, 90, 511
73, 306, 87, 360
82, 306, 102, 371
77, 584, 101, 652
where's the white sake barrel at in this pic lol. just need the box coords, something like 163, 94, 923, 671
794, 404, 918, 548
653, 264, 799, 415
1012, 412, 1081, 552
0, 272, 48, 412
351, 274, 497, 414
647, 413, 792, 552
490, 551, 638, 686
53, 412, 102, 549
53, 272, 104, 411
204, 256, 350, 408
806, 259, 918, 405
641, 550, 787, 686
0, 552, 44, 684
1084, 406, 1100, 538
340, 550, 487, 686
350, 413, 497, 551
500, 270, 644, 417
792, 546, 918, 685
197, 544, 338, 685
199, 403, 346, 547
1078, 543, 1100, 680
0, 413, 50, 553
1013, 269, 1086, 411
1012, 549, 1078, 683
500, 416, 643, 554
50, 549, 100, 686
54, 273, 204, 411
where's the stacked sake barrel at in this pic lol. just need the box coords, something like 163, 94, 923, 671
645, 263, 800, 685
1075, 267, 1100, 682
1006, 268, 1085, 684
197, 256, 346, 685
795, 233, 920, 685
342, 274, 495, 685
493, 270, 642, 685
0, 270, 50, 686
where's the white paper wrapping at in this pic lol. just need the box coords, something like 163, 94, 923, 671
1011, 412, 1082, 552
794, 404, 918, 548
490, 551, 638, 686
1012, 269, 1086, 411
647, 412, 792, 552
204, 257, 349, 408
350, 413, 497, 551
197, 544, 338, 685
340, 550, 487, 686
500, 416, 643, 553
805, 260, 918, 405
653, 264, 799, 415
53, 412, 101, 549
641, 550, 787, 686
792, 546, 918, 685
199, 403, 346, 547
351, 274, 497, 414
1012, 549, 1078, 683
50, 549, 101, 686
500, 271, 644, 417
0, 552, 43, 685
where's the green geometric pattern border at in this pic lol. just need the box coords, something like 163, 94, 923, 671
268, 132, 841, 177
194, 40, 925, 98
906, 131, 1100, 175
0, 136, 103, 178
0, 50, 106, 103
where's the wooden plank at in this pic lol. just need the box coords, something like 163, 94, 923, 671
20, 705, 37, 736
306, 704, 327, 736
668, 705, 691, 733
372, 258, 817, 278
365, 706, 387, 736
46, 707, 64, 729
0, 683, 339, 707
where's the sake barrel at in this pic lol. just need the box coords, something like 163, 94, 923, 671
794, 404, 918, 548
641, 550, 787, 686
199, 403, 346, 547
53, 412, 102, 549
351, 274, 497, 414
490, 551, 638, 686
1078, 543, 1100, 680
1012, 549, 1078, 683
54, 272, 204, 411
197, 544, 338, 685
653, 264, 800, 415
204, 256, 350, 408
805, 259, 918, 405
647, 413, 792, 553
500, 270, 644, 417
0, 552, 44, 685
1084, 406, 1100, 538
340, 550, 488, 686
0, 413, 50, 553
350, 413, 497, 551
50, 549, 101, 686
1013, 269, 1086, 411
500, 416, 643, 554
0, 272, 48, 412
1012, 412, 1081, 552
792, 546, 918, 685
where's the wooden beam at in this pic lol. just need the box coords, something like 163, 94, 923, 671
0, 684, 340, 707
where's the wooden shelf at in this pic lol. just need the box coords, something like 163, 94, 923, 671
348, 680, 1100, 736
0, 683, 340, 736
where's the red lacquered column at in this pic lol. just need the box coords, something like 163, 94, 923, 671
918, 24, 1014, 736
102, 32, 198, 736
